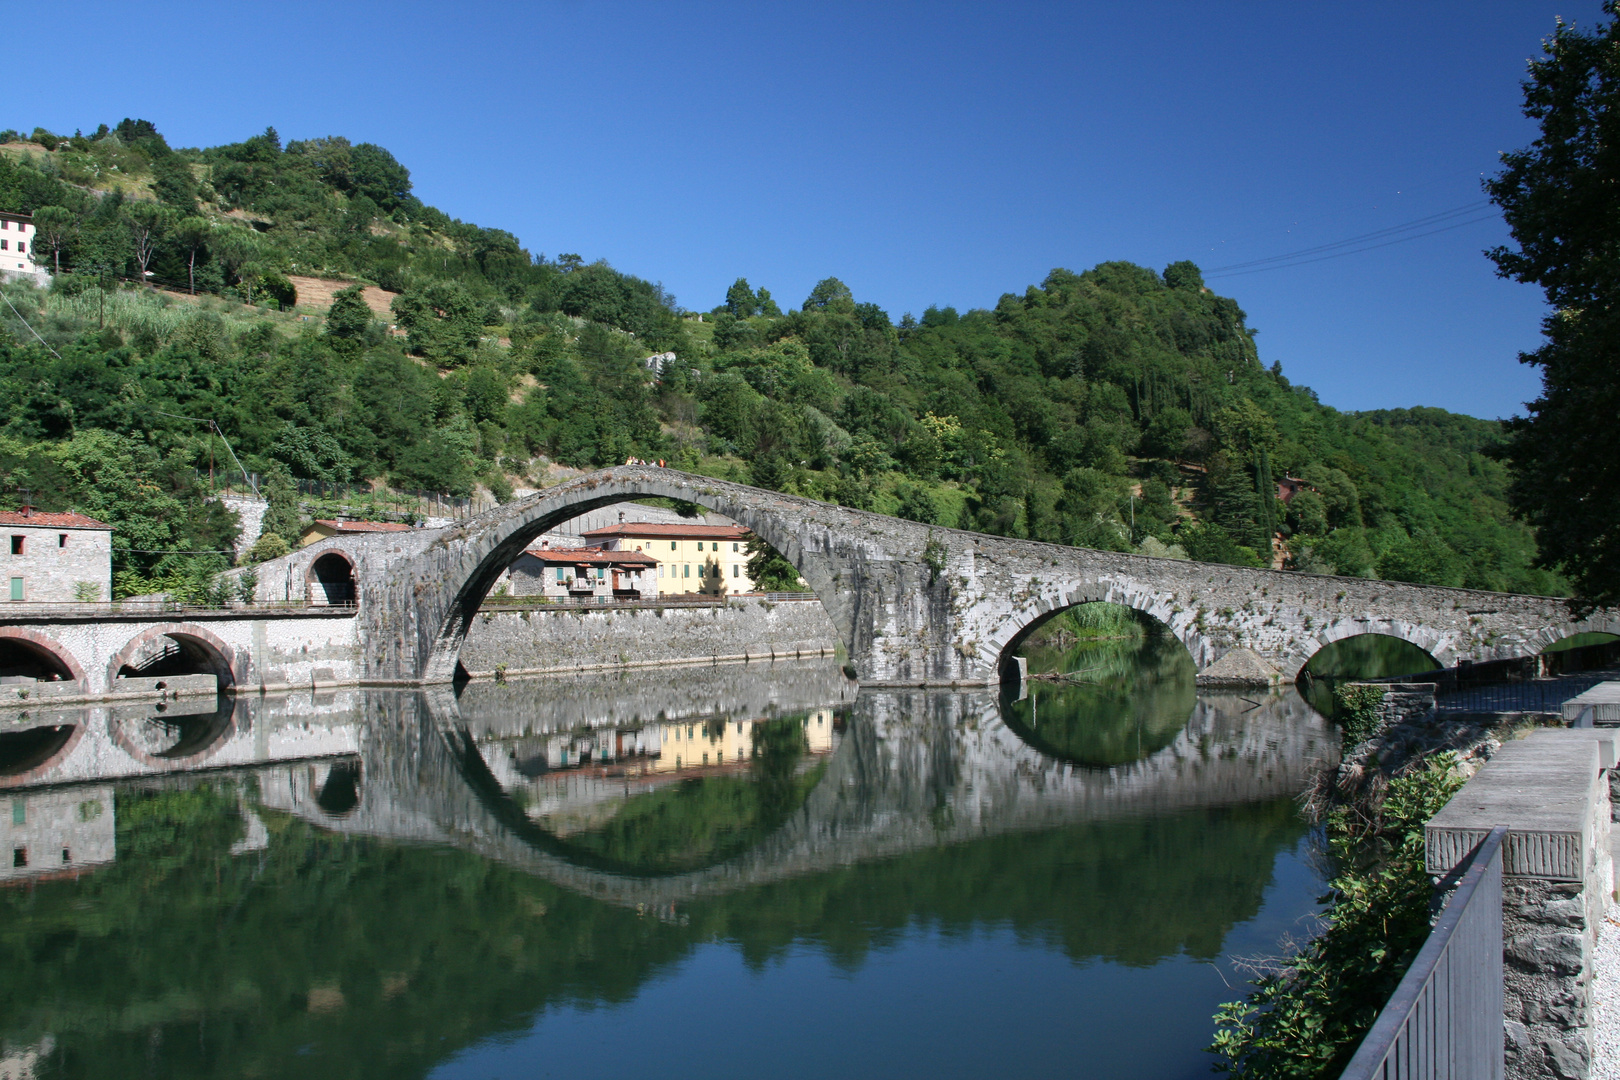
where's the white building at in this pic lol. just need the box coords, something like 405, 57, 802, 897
0, 210, 46, 285
0, 511, 114, 603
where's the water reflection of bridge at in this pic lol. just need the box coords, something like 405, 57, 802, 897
0, 660, 1339, 908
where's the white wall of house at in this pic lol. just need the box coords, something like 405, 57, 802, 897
0, 213, 46, 285
0, 524, 113, 603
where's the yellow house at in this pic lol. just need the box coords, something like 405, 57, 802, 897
580, 522, 754, 595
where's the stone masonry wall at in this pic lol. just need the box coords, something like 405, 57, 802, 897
458, 597, 840, 678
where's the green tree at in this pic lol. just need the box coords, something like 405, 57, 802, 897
325, 283, 374, 339
745, 535, 806, 591
392, 279, 484, 366
30, 205, 74, 274
724, 277, 759, 317
172, 216, 210, 295
1485, 3, 1620, 607
124, 202, 173, 286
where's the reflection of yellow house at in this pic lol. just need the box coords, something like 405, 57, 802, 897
654, 710, 835, 771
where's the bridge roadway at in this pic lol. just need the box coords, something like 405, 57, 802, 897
0, 466, 1613, 695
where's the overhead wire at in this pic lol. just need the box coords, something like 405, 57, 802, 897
1202, 200, 1500, 279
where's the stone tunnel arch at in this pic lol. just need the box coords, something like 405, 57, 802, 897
109, 624, 240, 693
989, 582, 1215, 688
408, 473, 851, 684
307, 551, 358, 606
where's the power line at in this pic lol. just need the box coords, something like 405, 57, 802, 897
1202, 200, 1499, 279
0, 287, 64, 359
1204, 213, 1500, 279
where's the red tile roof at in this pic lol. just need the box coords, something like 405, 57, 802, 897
0, 511, 112, 530
523, 547, 658, 566
312, 519, 413, 533
580, 523, 750, 540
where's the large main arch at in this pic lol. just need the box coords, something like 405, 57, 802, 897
369, 469, 860, 686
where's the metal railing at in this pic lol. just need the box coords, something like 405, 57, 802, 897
0, 599, 358, 618
1340, 825, 1506, 1080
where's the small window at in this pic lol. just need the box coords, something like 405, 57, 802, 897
58, 534, 66, 548
12, 848, 25, 868
733, 542, 739, 552
670, 541, 677, 550
696, 541, 703, 551
61, 848, 71, 863
595, 567, 604, 579
732, 565, 739, 577
683, 564, 690, 578
10, 536, 21, 555
0, 239, 7, 251
11, 800, 23, 825
15, 242, 22, 254
9, 578, 21, 601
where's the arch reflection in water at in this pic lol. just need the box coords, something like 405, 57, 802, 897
0, 723, 79, 779
1297, 633, 1438, 719
472, 708, 842, 876
110, 696, 235, 763
1004, 605, 1197, 767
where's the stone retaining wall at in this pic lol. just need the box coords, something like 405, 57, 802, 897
457, 597, 840, 678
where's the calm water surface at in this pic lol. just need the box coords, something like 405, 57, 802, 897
0, 646, 1338, 1079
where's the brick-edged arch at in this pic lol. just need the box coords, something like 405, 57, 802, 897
107, 623, 241, 692
0, 626, 88, 689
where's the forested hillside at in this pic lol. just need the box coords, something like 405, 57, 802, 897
0, 120, 1559, 598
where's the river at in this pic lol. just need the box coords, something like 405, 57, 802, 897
0, 635, 1340, 1079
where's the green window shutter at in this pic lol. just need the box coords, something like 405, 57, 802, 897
9, 578, 21, 601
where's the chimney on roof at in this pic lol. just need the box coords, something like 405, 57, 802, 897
618, 510, 625, 523
540, 538, 549, 549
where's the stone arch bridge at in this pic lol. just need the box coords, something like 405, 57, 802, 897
0, 466, 1609, 696
296, 465, 1610, 689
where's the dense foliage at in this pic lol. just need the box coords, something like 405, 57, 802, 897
1209, 758, 1467, 1078
0, 119, 1560, 597
1486, 2, 1620, 610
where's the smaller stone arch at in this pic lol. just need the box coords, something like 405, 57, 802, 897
307, 551, 358, 606
0, 627, 87, 688
108, 624, 241, 693
987, 579, 1216, 685
1284, 618, 1451, 680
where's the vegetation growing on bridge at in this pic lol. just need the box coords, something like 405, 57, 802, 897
0, 120, 1557, 597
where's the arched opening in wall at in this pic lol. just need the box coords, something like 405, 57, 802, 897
0, 638, 76, 683
1296, 634, 1439, 721
117, 632, 236, 692
453, 496, 838, 683
112, 697, 235, 762
998, 602, 1197, 768
1539, 632, 1620, 677
315, 760, 362, 816
0, 724, 76, 779
307, 553, 357, 606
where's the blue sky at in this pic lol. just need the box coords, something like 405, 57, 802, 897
11, 2, 1604, 419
